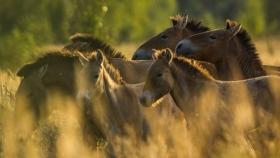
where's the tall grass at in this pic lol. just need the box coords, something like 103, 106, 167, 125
0, 39, 280, 158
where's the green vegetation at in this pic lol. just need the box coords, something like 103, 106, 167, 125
0, 0, 279, 70
0, 0, 176, 70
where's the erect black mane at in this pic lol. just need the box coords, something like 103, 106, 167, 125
186, 20, 210, 33
64, 33, 126, 59
173, 56, 214, 80
235, 28, 263, 66
170, 15, 210, 33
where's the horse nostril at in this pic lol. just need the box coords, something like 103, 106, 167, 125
139, 96, 146, 106
132, 54, 138, 60
177, 43, 182, 50
175, 43, 184, 54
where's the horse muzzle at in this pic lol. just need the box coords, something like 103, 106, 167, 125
132, 49, 153, 60
139, 91, 154, 107
175, 39, 196, 56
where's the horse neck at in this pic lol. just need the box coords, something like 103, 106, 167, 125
169, 62, 219, 116
95, 68, 124, 125
109, 58, 153, 83
222, 38, 265, 80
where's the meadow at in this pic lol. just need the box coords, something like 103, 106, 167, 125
0, 37, 280, 158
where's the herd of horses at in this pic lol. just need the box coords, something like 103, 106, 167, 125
15, 14, 280, 157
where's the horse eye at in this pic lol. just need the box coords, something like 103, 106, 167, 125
209, 34, 217, 40
160, 34, 168, 40
94, 74, 99, 79
156, 73, 163, 77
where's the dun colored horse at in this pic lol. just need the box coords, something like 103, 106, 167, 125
132, 14, 210, 60
16, 50, 82, 120
139, 49, 280, 157
140, 49, 279, 115
78, 51, 145, 147
176, 20, 279, 80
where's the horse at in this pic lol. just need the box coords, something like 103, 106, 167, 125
78, 51, 146, 153
139, 49, 280, 157
15, 50, 110, 151
175, 20, 280, 80
16, 35, 130, 120
16, 50, 83, 121
132, 14, 210, 60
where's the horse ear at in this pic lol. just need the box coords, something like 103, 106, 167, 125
231, 24, 242, 37
38, 64, 48, 78
226, 19, 232, 29
170, 17, 178, 27
226, 19, 242, 37
17, 63, 34, 77
152, 49, 159, 60
77, 51, 89, 66
96, 49, 105, 64
161, 49, 173, 65
181, 14, 189, 28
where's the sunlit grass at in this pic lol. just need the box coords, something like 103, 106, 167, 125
0, 39, 280, 158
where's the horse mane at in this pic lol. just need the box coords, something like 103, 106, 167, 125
64, 33, 126, 59
89, 54, 124, 86
235, 28, 263, 67
172, 56, 215, 80
170, 15, 210, 33
17, 50, 78, 77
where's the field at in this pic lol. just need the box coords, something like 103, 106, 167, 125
1, 38, 280, 158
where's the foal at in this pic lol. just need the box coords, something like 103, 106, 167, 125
79, 51, 145, 143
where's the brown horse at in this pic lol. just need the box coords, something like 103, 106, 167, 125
139, 49, 280, 157
78, 51, 145, 146
132, 14, 210, 60
140, 49, 279, 116
16, 35, 129, 120
175, 20, 276, 80
16, 50, 107, 144
16, 50, 83, 120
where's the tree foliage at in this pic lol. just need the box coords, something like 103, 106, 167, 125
0, 0, 279, 70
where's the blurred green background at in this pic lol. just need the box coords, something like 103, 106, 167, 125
0, 0, 279, 70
